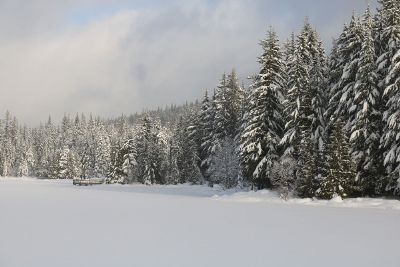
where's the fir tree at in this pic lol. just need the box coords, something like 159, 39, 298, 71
281, 20, 327, 157
200, 90, 218, 180
379, 0, 400, 194
210, 137, 240, 188
55, 146, 79, 179
174, 114, 203, 184
328, 15, 363, 131
199, 91, 216, 178
214, 70, 245, 141
198, 90, 213, 177
121, 136, 137, 183
271, 155, 296, 200
350, 8, 384, 195
240, 29, 285, 189
94, 124, 111, 178
318, 120, 356, 199
296, 133, 319, 198
134, 116, 164, 185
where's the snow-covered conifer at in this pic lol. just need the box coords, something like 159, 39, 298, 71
240, 29, 285, 189
350, 8, 384, 195
318, 120, 356, 199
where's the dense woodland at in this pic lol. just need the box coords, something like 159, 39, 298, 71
0, 0, 399, 199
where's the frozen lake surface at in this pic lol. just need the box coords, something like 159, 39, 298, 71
0, 178, 399, 267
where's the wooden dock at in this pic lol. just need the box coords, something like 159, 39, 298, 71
73, 178, 105, 186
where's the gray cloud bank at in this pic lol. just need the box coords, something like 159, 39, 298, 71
0, 0, 375, 124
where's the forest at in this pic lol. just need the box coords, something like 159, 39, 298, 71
0, 0, 399, 200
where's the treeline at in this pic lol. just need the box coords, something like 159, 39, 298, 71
1, 0, 399, 199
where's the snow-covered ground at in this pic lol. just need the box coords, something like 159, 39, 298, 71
0, 178, 399, 267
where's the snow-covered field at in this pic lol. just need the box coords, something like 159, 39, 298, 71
0, 178, 399, 267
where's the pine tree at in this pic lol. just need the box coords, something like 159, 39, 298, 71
199, 91, 216, 178
94, 124, 111, 178
174, 114, 203, 184
15, 127, 35, 177
296, 133, 319, 198
225, 69, 246, 137
198, 91, 213, 177
201, 71, 244, 183
201, 91, 218, 180
325, 39, 342, 133
271, 155, 296, 200
121, 136, 137, 183
318, 120, 356, 199
240, 29, 285, 189
1, 111, 16, 176
328, 15, 364, 131
303, 23, 328, 151
214, 70, 245, 141
282, 32, 295, 119
214, 73, 229, 142
55, 146, 79, 179
378, 0, 400, 195
210, 137, 240, 188
375, 0, 400, 82
281, 20, 327, 157
134, 116, 164, 185
108, 116, 130, 183
165, 137, 180, 184
350, 8, 383, 195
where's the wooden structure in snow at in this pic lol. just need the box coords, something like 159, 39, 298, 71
73, 178, 104, 186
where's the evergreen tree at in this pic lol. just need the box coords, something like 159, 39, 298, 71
165, 137, 180, 185
199, 91, 215, 177
240, 29, 285, 189
201, 90, 218, 180
210, 137, 239, 188
271, 155, 296, 200
281, 20, 327, 156
198, 91, 213, 177
296, 133, 319, 198
94, 124, 111, 178
201, 71, 244, 183
134, 116, 164, 185
54, 146, 79, 179
1, 111, 16, 176
174, 114, 203, 184
214, 70, 245, 141
378, 0, 400, 195
318, 120, 356, 199
350, 8, 383, 195
121, 136, 137, 183
328, 15, 363, 130
281, 20, 330, 190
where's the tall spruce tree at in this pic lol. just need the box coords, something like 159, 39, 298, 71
296, 133, 319, 198
282, 20, 327, 152
202, 71, 244, 184
350, 8, 383, 195
378, 0, 400, 195
328, 15, 364, 131
197, 91, 213, 177
175, 112, 203, 185
210, 137, 240, 188
318, 120, 356, 199
240, 29, 285, 189
200, 90, 216, 180
134, 116, 163, 185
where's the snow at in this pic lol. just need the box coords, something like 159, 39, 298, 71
0, 177, 399, 267
214, 190, 400, 210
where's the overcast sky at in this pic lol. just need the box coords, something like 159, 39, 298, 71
0, 0, 375, 124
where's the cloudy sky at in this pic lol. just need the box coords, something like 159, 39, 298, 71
0, 0, 375, 124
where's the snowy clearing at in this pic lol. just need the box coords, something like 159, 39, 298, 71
0, 178, 399, 267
